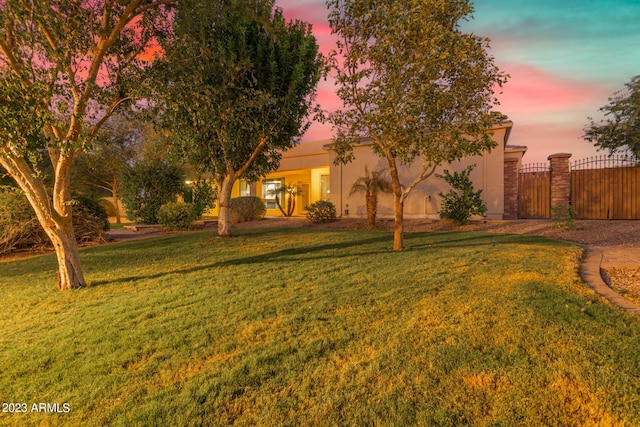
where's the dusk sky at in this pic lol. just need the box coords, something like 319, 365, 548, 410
276, 0, 640, 164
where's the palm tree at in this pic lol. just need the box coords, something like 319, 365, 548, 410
350, 166, 392, 227
268, 184, 302, 217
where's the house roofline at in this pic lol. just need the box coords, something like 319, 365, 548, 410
321, 120, 515, 150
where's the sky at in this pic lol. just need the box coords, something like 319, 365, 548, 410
276, 0, 640, 164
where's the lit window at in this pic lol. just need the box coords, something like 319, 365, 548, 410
239, 180, 251, 197
262, 179, 283, 209
320, 175, 330, 200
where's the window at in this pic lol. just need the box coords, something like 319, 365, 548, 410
239, 180, 251, 197
262, 179, 283, 209
320, 175, 330, 200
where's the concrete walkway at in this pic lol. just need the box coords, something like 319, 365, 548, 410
579, 246, 640, 317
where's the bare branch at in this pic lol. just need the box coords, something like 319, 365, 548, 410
87, 96, 133, 144
401, 162, 437, 202
0, 37, 27, 81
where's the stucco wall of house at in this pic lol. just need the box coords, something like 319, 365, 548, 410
277, 142, 330, 171
328, 123, 512, 220
173, 122, 513, 221
202, 142, 331, 218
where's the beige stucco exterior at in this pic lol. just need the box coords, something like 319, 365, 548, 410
202, 141, 330, 217
196, 121, 515, 220
329, 121, 514, 220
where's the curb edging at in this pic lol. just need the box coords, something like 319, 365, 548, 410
579, 245, 640, 317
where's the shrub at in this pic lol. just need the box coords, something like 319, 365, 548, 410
230, 196, 266, 223
0, 190, 109, 254
306, 200, 337, 223
158, 202, 198, 230
437, 165, 487, 225
185, 179, 217, 218
99, 198, 118, 217
72, 195, 110, 244
0, 188, 48, 254
119, 160, 185, 224
551, 205, 577, 230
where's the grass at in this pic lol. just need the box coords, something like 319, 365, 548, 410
1, 228, 640, 426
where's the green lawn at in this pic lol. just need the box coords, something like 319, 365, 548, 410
1, 228, 640, 426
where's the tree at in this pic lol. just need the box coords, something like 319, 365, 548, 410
349, 166, 392, 227
269, 184, 302, 217
0, 0, 172, 289
326, 0, 507, 250
584, 75, 640, 159
151, 0, 323, 236
119, 159, 185, 224
72, 116, 142, 224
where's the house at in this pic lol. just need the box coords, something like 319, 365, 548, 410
207, 120, 524, 220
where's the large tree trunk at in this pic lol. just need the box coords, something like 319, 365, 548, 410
0, 153, 87, 290
44, 218, 87, 290
392, 193, 404, 250
50, 151, 87, 289
366, 191, 377, 227
217, 175, 235, 236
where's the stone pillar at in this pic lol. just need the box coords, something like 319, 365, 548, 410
503, 158, 519, 219
548, 153, 572, 210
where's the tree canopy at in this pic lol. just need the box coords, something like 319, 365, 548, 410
151, 0, 323, 236
326, 0, 507, 249
72, 116, 143, 223
584, 75, 640, 159
0, 0, 172, 289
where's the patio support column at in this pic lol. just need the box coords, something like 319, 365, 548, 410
548, 153, 572, 211
503, 158, 519, 220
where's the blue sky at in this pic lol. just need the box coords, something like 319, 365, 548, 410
277, 0, 640, 163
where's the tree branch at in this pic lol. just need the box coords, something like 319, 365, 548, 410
0, 153, 55, 224
87, 96, 133, 144
0, 37, 27, 81
401, 162, 437, 202
236, 136, 269, 179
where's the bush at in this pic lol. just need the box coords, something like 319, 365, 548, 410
437, 165, 487, 225
119, 160, 185, 224
99, 198, 118, 217
158, 202, 198, 230
184, 179, 217, 218
0, 188, 48, 254
551, 205, 577, 230
230, 196, 266, 223
305, 200, 337, 223
0, 190, 109, 254
72, 195, 110, 244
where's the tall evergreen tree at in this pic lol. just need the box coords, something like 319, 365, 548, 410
151, 0, 323, 236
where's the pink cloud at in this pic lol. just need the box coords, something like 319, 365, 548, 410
498, 63, 609, 116
509, 122, 601, 164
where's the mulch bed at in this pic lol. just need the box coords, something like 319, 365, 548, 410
601, 268, 640, 306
